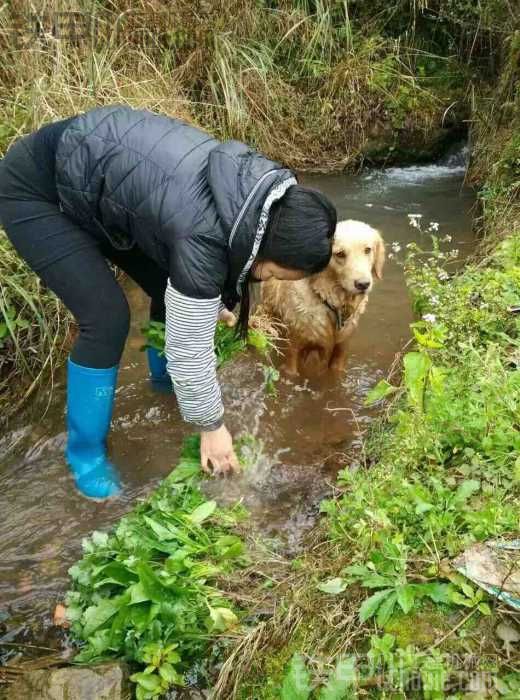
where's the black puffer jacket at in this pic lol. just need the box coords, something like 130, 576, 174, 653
55, 104, 297, 431
55, 104, 295, 309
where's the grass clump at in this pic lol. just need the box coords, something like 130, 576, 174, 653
66, 435, 249, 699
0, 234, 72, 423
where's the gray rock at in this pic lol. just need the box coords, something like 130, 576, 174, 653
6, 662, 130, 700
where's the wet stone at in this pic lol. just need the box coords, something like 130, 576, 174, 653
6, 662, 130, 700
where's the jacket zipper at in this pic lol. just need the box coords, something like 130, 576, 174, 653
228, 169, 277, 248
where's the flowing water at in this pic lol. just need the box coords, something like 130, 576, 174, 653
0, 149, 476, 648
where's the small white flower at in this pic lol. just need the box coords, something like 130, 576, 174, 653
443, 234, 452, 242
429, 222, 439, 231
430, 295, 440, 305
422, 313, 436, 323
407, 213, 423, 230
438, 270, 449, 281
391, 242, 402, 253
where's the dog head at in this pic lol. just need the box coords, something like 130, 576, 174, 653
328, 219, 385, 295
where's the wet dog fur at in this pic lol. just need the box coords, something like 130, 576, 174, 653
262, 219, 385, 376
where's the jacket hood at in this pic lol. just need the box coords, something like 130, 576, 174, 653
207, 141, 296, 307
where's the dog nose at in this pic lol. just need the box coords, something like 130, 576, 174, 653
355, 280, 370, 292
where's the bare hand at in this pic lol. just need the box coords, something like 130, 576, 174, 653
218, 308, 236, 327
200, 425, 240, 476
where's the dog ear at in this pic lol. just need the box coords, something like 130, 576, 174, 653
372, 233, 385, 280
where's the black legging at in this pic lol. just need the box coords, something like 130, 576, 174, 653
0, 132, 168, 368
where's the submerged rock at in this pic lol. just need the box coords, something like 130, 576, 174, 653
7, 662, 130, 700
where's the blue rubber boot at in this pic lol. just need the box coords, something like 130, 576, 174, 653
66, 359, 122, 499
146, 347, 172, 392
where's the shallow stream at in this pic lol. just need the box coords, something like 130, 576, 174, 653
0, 149, 476, 647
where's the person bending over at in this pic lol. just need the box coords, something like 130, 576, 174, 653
0, 105, 337, 499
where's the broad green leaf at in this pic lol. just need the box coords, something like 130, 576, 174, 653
208, 606, 238, 631
359, 588, 392, 623
478, 602, 491, 615
454, 479, 480, 503
82, 597, 124, 637
144, 516, 178, 541
403, 351, 431, 407
188, 500, 217, 524
83, 629, 112, 657
93, 562, 137, 588
422, 582, 452, 604
215, 534, 244, 559
137, 563, 168, 604
412, 325, 443, 348
396, 584, 416, 614
167, 460, 200, 483
281, 653, 312, 700
317, 577, 348, 595
364, 379, 397, 406
376, 591, 398, 626
129, 582, 150, 605
318, 656, 357, 700
158, 662, 185, 686
450, 591, 473, 607
130, 671, 162, 692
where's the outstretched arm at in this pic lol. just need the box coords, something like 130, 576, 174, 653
164, 281, 239, 474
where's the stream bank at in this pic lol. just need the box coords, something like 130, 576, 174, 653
0, 151, 477, 684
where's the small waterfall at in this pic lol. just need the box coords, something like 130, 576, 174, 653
364, 142, 469, 184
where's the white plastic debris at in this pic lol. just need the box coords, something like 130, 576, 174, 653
452, 539, 520, 610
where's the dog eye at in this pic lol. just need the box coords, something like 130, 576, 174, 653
334, 250, 346, 259
364, 247, 372, 254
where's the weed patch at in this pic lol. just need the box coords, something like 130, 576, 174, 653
66, 435, 250, 698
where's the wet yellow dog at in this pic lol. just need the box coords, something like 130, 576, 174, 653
262, 220, 385, 375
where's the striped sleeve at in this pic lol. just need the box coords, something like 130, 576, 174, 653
164, 280, 224, 431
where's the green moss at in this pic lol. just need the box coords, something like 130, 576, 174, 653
383, 608, 447, 649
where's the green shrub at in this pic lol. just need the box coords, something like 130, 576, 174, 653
66, 435, 249, 699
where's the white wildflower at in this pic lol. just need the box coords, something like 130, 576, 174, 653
430, 295, 440, 306
429, 222, 439, 232
422, 313, 436, 323
443, 234, 452, 242
438, 270, 449, 281
407, 213, 423, 230
391, 242, 402, 253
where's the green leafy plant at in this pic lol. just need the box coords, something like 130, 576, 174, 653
319, 228, 519, 654
141, 319, 271, 368
366, 634, 451, 700
280, 653, 356, 700
318, 541, 453, 625
66, 435, 249, 698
